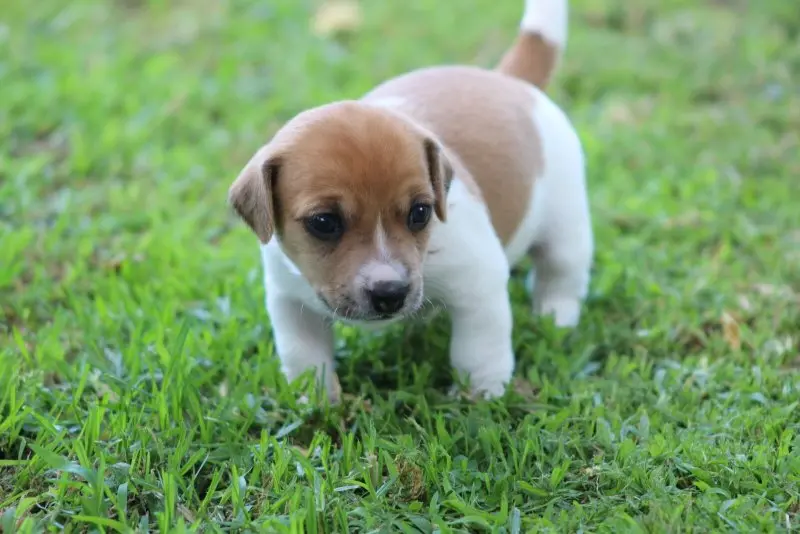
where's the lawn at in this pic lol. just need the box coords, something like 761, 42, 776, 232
1, 0, 799, 531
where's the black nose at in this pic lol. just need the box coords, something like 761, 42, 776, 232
368, 281, 410, 315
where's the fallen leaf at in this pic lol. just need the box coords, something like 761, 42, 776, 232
720, 311, 741, 351
512, 378, 539, 400
664, 210, 703, 229
312, 0, 362, 37
178, 504, 196, 523
605, 101, 636, 125
396, 458, 425, 501
581, 466, 601, 478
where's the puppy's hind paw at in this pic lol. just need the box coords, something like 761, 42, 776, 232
534, 296, 581, 328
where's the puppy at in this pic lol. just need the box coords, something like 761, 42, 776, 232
228, 0, 593, 402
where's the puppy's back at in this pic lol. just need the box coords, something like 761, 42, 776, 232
363, 66, 542, 244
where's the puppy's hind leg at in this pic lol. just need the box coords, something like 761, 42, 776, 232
529, 227, 592, 328
528, 104, 594, 328
528, 177, 593, 327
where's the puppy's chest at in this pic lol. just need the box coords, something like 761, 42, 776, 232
261, 244, 329, 314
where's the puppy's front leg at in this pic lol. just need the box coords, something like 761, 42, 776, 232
266, 294, 340, 402
424, 181, 516, 399
447, 282, 515, 399
438, 239, 515, 398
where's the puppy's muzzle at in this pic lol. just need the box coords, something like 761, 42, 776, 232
367, 280, 410, 315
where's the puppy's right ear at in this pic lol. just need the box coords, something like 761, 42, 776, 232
228, 146, 281, 244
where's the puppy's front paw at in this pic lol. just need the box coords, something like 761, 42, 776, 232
448, 377, 510, 401
467, 372, 511, 400
449, 352, 513, 401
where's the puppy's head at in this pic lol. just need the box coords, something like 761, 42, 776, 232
228, 101, 453, 321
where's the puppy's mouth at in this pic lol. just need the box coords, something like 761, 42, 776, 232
317, 292, 423, 323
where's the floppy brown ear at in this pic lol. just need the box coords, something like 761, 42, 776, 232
228, 146, 281, 244
423, 137, 454, 222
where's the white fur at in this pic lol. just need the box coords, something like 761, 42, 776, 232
360, 217, 411, 292
505, 87, 593, 327
365, 96, 407, 109
521, 0, 568, 48
503, 177, 546, 267
261, 241, 339, 399
374, 217, 391, 260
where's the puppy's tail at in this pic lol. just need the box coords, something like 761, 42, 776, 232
496, 0, 568, 90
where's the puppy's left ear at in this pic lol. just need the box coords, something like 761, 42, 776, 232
228, 145, 282, 244
423, 137, 454, 222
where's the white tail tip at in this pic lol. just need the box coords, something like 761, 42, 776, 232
521, 0, 568, 48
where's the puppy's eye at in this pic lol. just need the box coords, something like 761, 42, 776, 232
407, 203, 432, 232
304, 213, 344, 241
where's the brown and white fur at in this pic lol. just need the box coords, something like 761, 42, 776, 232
228, 0, 592, 402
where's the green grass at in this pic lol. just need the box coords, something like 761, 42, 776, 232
1, 0, 799, 530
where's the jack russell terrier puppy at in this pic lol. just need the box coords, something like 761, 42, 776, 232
228, 0, 593, 402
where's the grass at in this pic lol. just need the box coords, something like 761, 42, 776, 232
1, 0, 799, 530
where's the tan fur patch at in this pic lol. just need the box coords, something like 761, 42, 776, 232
497, 33, 559, 90
363, 66, 543, 244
